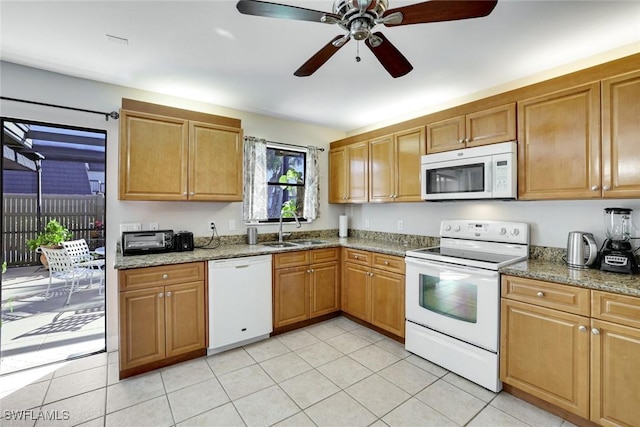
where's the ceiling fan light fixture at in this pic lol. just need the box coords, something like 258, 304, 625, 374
350, 18, 371, 40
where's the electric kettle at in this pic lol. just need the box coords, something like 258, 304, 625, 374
566, 231, 598, 269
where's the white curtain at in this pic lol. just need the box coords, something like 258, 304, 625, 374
242, 136, 268, 222
303, 146, 320, 221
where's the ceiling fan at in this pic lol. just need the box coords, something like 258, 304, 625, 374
236, 0, 498, 78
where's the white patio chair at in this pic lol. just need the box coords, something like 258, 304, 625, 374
61, 239, 106, 295
40, 247, 94, 305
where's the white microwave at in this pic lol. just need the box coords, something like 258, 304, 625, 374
421, 141, 517, 201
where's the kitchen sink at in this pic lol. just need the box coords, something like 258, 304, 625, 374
261, 242, 297, 248
290, 240, 327, 246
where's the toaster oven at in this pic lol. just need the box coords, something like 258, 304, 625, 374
122, 230, 174, 256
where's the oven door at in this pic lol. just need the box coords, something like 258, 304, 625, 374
421, 156, 492, 200
405, 257, 500, 352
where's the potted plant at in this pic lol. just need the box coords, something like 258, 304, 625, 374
27, 219, 72, 268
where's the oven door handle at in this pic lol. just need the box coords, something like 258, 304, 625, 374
405, 257, 499, 278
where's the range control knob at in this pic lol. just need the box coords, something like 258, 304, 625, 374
511, 229, 520, 236
499, 228, 507, 235
444, 225, 452, 231
454, 225, 461, 232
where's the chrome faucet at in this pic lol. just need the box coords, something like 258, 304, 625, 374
278, 210, 301, 242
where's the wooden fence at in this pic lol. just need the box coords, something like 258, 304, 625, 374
2, 194, 105, 266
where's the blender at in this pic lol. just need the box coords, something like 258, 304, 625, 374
600, 207, 638, 274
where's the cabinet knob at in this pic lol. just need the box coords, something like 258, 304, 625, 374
578, 325, 587, 332
603, 185, 610, 191
384, 261, 389, 265
166, 291, 172, 297
592, 328, 600, 335
536, 291, 545, 297
591, 185, 599, 191
458, 139, 464, 144
158, 292, 164, 298
162, 274, 169, 279
307, 269, 312, 273
354, 255, 359, 260
464, 138, 469, 143
189, 192, 195, 196
183, 192, 188, 196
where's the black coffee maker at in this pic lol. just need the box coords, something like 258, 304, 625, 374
600, 208, 638, 274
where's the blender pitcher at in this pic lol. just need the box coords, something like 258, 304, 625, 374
601, 207, 638, 274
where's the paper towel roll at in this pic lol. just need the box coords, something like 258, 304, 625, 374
339, 214, 348, 238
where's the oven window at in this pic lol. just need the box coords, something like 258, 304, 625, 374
418, 274, 478, 323
425, 163, 484, 194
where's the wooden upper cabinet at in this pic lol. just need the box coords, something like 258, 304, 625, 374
369, 127, 425, 203
119, 110, 189, 200
369, 134, 395, 202
601, 70, 640, 199
517, 82, 601, 200
189, 122, 243, 201
426, 103, 515, 154
426, 115, 465, 153
119, 104, 242, 201
394, 127, 426, 201
466, 103, 517, 148
329, 141, 369, 203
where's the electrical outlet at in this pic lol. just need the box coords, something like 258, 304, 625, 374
397, 220, 404, 231
149, 222, 159, 231
209, 221, 216, 231
120, 223, 141, 234
228, 219, 236, 231
364, 219, 370, 229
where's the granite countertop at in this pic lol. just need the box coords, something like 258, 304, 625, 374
500, 259, 640, 297
114, 237, 423, 270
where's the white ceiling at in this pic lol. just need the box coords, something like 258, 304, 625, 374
1, 0, 639, 132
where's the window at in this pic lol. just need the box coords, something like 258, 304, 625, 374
265, 146, 306, 222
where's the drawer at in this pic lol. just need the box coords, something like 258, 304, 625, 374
501, 275, 590, 316
343, 248, 371, 266
274, 250, 309, 269
592, 290, 640, 329
372, 253, 405, 274
310, 247, 339, 264
119, 262, 205, 292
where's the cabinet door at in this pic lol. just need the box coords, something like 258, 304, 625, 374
517, 82, 601, 200
165, 282, 206, 358
310, 261, 340, 318
370, 269, 405, 337
346, 141, 369, 203
119, 110, 189, 200
274, 266, 309, 328
500, 299, 590, 418
189, 122, 243, 201
601, 70, 640, 199
329, 147, 347, 203
426, 115, 465, 154
369, 134, 395, 202
590, 319, 640, 427
466, 103, 516, 148
119, 287, 166, 369
395, 127, 426, 202
342, 263, 370, 322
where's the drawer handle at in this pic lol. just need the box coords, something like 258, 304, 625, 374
578, 325, 587, 332
354, 255, 359, 260
162, 274, 169, 279
536, 291, 545, 297
592, 328, 600, 335
384, 261, 389, 265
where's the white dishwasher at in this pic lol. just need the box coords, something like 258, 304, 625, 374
208, 255, 272, 354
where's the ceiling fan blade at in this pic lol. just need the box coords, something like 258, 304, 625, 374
294, 35, 350, 77
383, 0, 498, 27
365, 32, 413, 78
236, 0, 338, 23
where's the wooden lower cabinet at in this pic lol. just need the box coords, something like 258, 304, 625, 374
501, 275, 640, 427
342, 249, 405, 337
273, 249, 340, 329
500, 298, 590, 418
118, 262, 206, 377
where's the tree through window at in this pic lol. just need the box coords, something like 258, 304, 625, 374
266, 146, 306, 221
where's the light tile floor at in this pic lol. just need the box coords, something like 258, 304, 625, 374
0, 316, 577, 427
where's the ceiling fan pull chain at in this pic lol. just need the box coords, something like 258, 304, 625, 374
356, 41, 361, 62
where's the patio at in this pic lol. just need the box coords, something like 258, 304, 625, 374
1, 265, 106, 375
